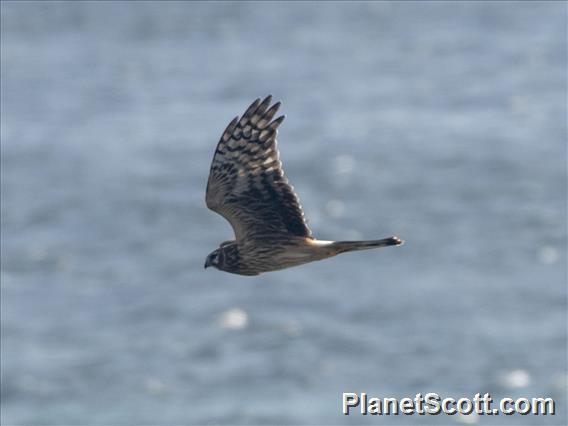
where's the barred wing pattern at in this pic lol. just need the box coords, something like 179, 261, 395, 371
206, 96, 312, 242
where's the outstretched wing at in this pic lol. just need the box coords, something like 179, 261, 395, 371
206, 96, 312, 242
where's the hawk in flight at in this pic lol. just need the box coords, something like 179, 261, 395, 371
205, 96, 403, 275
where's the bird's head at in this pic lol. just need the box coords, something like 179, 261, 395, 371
204, 248, 223, 270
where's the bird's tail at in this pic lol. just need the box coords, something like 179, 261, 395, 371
330, 236, 404, 254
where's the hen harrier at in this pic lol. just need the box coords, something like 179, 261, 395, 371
205, 96, 403, 276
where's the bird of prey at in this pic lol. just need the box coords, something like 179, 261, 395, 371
204, 95, 403, 276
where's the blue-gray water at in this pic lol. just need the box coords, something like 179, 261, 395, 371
1, 1, 566, 425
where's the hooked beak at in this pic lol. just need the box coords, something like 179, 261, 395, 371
204, 258, 211, 269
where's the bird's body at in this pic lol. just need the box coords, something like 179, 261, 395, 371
204, 96, 403, 276
209, 237, 320, 276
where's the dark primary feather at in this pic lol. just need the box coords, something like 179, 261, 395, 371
206, 95, 312, 242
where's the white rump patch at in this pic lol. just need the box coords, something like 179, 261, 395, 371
310, 240, 334, 246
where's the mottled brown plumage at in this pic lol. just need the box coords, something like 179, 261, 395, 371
205, 96, 403, 276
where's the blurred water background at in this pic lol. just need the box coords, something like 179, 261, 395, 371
1, 1, 566, 425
